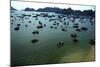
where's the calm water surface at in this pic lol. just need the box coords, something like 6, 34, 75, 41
11, 11, 95, 66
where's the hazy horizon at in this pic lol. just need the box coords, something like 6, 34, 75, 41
11, 1, 95, 11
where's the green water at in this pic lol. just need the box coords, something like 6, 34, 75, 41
11, 11, 95, 66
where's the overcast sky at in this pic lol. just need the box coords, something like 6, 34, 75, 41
11, 1, 95, 11
11, 0, 95, 5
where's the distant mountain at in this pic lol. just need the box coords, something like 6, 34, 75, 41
36, 7, 62, 13
36, 7, 95, 17
11, 6, 17, 10
24, 7, 35, 11
11, 6, 95, 17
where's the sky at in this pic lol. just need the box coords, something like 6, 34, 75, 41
11, 1, 95, 11
11, 0, 95, 5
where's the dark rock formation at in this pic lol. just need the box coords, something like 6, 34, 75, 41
50, 26, 53, 29
61, 28, 67, 32
17, 24, 21, 26
81, 27, 88, 31
38, 21, 42, 25
76, 28, 81, 32
71, 33, 77, 38
14, 27, 19, 31
89, 39, 95, 45
73, 25, 79, 28
57, 41, 64, 48
29, 21, 31, 23
31, 39, 39, 43
37, 25, 44, 29
73, 38, 78, 43
32, 31, 39, 35
25, 25, 28, 27
24, 7, 35, 11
